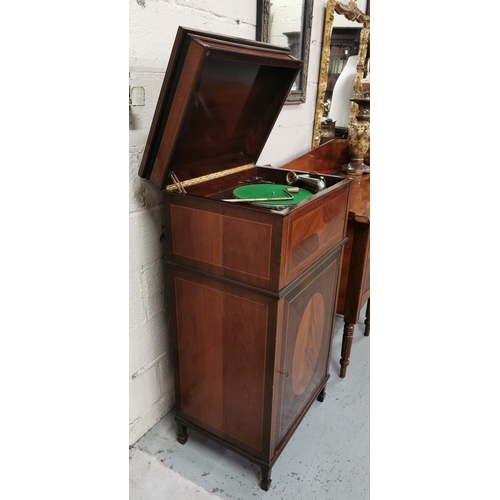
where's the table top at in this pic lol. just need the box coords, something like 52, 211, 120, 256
281, 139, 369, 223
330, 170, 369, 224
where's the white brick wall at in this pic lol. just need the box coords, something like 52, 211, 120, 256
129, 0, 328, 445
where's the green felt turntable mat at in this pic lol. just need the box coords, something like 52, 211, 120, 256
232, 184, 312, 205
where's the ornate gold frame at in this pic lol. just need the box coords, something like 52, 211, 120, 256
311, 0, 370, 148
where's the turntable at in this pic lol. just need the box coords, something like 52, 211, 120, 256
220, 172, 327, 208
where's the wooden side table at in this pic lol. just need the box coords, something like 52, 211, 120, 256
282, 139, 370, 378
334, 174, 370, 377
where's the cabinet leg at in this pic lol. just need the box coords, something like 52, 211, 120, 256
339, 322, 354, 378
364, 298, 370, 337
176, 422, 188, 445
259, 465, 272, 491
317, 386, 326, 402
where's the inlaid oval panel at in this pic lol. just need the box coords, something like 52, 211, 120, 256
291, 292, 325, 395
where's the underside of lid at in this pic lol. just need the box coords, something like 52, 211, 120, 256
138, 27, 302, 190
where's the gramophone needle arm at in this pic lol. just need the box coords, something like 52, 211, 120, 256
222, 187, 298, 203
222, 196, 292, 203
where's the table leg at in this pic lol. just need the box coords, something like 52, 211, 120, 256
364, 297, 370, 336
339, 322, 354, 378
260, 465, 272, 491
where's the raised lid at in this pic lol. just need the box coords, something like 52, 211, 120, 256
138, 27, 302, 190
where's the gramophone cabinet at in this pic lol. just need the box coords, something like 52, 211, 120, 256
138, 27, 352, 490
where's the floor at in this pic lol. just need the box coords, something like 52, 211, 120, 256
130, 305, 370, 500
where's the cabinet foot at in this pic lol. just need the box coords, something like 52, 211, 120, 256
259, 465, 272, 491
339, 323, 354, 378
364, 298, 370, 337
317, 386, 326, 402
176, 422, 188, 445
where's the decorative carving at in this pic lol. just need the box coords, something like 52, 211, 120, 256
335, 0, 369, 24
312, 0, 336, 148
344, 97, 370, 175
312, 0, 370, 148
261, 0, 271, 43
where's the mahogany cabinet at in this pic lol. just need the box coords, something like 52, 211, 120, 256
138, 27, 351, 490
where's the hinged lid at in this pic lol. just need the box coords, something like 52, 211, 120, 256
138, 27, 302, 190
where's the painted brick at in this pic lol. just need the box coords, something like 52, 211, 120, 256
129, 311, 171, 378
129, 258, 167, 333
129, 265, 147, 329
129, 392, 174, 446
130, 1, 256, 71
129, 350, 174, 422
129, 155, 163, 214
129, 208, 164, 273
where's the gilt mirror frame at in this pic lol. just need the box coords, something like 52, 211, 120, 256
312, 0, 370, 148
256, 0, 314, 104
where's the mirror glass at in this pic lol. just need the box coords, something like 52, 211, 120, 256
327, 24, 363, 134
312, 0, 370, 148
257, 0, 314, 104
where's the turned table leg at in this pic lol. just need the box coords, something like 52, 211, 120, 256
176, 422, 188, 445
339, 322, 354, 378
260, 465, 272, 491
364, 298, 370, 336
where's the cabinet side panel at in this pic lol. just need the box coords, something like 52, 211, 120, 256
222, 216, 272, 280
171, 205, 222, 265
175, 277, 224, 432
222, 293, 268, 451
282, 186, 348, 287
165, 195, 282, 291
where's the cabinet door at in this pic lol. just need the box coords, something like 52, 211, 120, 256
273, 248, 340, 450
170, 268, 277, 460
